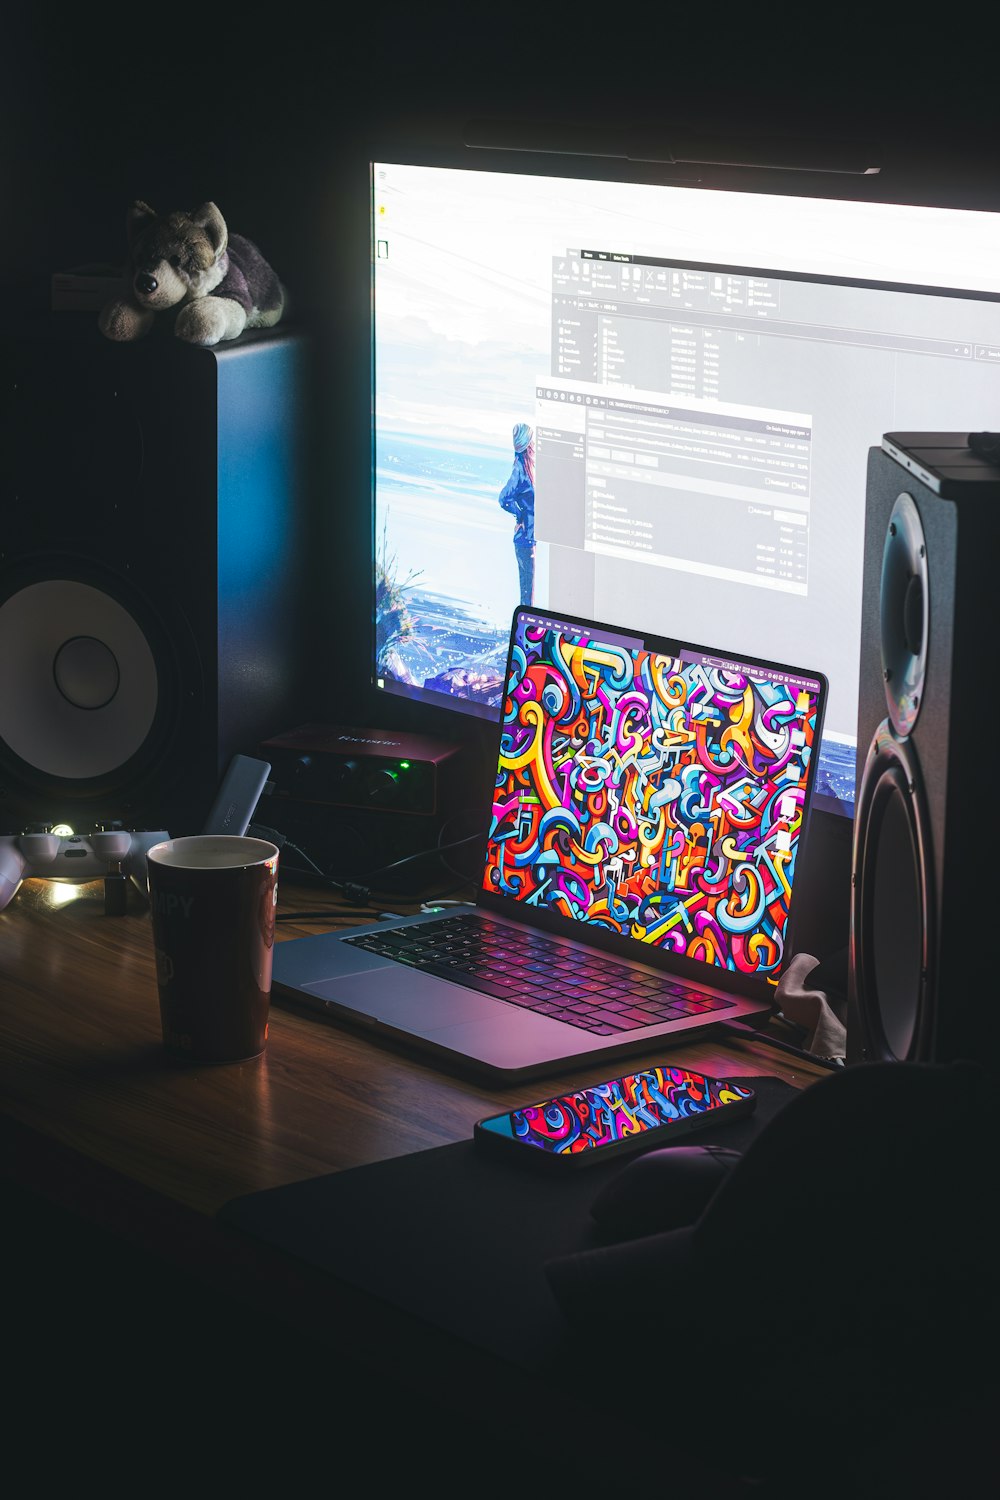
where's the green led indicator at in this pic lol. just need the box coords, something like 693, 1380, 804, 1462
399, 760, 411, 770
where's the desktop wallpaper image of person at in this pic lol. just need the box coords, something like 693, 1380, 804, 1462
498, 421, 536, 607
373, 424, 535, 712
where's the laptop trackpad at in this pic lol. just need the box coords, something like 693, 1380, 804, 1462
302, 967, 493, 1032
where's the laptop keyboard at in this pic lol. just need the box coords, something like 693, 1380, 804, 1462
344, 912, 736, 1036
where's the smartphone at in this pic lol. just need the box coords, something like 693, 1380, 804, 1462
473, 1065, 756, 1171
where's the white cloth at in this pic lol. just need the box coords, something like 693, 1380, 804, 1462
774, 951, 847, 1062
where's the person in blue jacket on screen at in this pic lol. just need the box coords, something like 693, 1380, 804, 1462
498, 420, 536, 605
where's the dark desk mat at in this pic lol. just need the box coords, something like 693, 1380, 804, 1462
219, 1076, 795, 1367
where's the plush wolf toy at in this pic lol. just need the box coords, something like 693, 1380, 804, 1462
98, 200, 285, 346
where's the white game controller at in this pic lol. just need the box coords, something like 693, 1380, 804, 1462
0, 827, 169, 912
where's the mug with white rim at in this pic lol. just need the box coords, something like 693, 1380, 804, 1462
147, 834, 280, 1064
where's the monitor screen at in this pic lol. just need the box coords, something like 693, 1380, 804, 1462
370, 152, 1000, 817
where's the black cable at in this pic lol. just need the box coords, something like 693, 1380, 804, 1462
363, 829, 484, 883
248, 822, 375, 903
420, 880, 477, 901
275, 909, 378, 922
437, 850, 481, 893
717, 1018, 845, 1072
250, 815, 483, 906
248, 822, 326, 877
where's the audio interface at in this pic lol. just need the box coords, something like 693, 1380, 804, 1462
256, 724, 486, 884
258, 724, 475, 817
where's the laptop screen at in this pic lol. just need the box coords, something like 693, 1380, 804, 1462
481, 607, 827, 991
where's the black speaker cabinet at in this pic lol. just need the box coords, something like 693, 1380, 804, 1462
848, 433, 1000, 1064
0, 323, 313, 838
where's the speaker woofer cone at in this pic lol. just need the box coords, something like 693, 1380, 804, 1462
0, 557, 204, 827
0, 579, 158, 777
851, 723, 933, 1061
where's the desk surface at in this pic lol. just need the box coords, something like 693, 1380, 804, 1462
1, 872, 830, 1218
0, 873, 892, 1487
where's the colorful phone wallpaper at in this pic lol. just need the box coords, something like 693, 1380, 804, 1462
483, 1066, 754, 1155
483, 616, 821, 980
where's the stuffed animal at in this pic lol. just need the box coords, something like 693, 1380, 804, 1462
98, 200, 286, 346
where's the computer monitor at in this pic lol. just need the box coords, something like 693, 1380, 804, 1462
369, 148, 1000, 818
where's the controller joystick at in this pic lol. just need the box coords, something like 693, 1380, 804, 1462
0, 827, 170, 913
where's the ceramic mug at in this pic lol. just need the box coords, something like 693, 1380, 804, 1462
147, 835, 279, 1064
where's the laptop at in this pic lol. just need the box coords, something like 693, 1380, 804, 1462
271, 606, 828, 1081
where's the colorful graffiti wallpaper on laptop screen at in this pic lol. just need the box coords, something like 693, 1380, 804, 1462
483, 618, 821, 978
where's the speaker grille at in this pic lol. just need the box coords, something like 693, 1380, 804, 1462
0, 363, 142, 545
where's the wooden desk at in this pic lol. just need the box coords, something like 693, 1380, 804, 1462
1, 871, 830, 1484
1, 872, 829, 1209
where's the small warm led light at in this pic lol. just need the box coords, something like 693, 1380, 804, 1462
51, 823, 75, 837
48, 882, 84, 906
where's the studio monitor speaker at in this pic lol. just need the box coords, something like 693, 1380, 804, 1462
0, 324, 313, 837
848, 433, 1000, 1064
